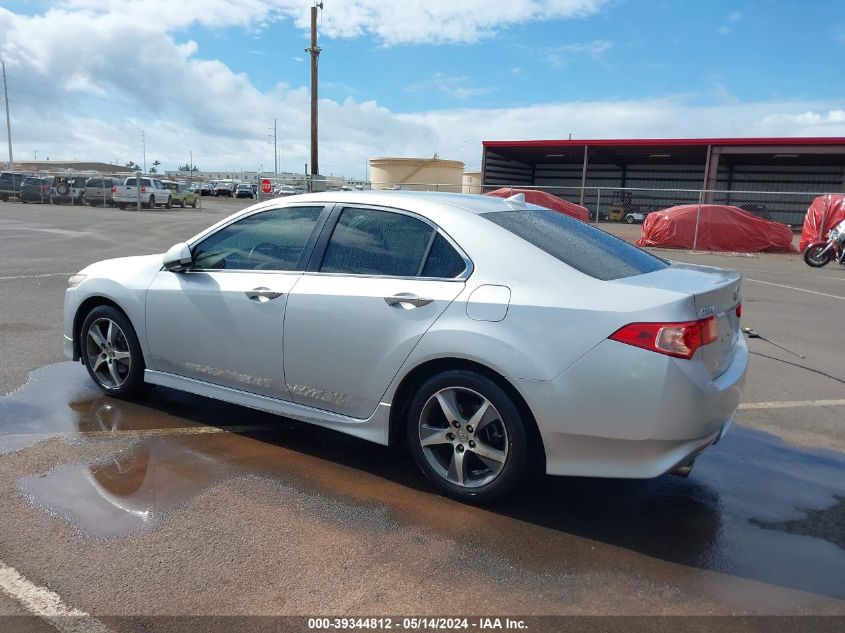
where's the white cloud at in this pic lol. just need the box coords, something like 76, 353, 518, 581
718, 10, 742, 35
543, 39, 614, 67
55, 0, 611, 45
406, 74, 495, 100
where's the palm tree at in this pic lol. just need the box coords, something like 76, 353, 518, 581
150, 160, 161, 174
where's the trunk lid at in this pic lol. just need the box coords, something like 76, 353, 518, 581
616, 261, 742, 378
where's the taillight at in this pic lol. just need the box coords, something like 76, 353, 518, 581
42, 185, 49, 191
140, 186, 146, 193
735, 303, 742, 318
111, 186, 116, 193
609, 316, 718, 360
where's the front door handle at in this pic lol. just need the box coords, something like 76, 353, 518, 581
245, 287, 283, 302
384, 293, 433, 308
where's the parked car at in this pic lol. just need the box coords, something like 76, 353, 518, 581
51, 176, 88, 205
112, 176, 173, 210
160, 180, 198, 208
274, 184, 296, 197
19, 176, 53, 203
235, 183, 254, 199
63, 191, 747, 502
213, 182, 234, 197
199, 182, 214, 196
0, 172, 29, 200
84, 177, 121, 207
624, 212, 647, 224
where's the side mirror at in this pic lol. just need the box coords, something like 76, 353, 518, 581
163, 242, 193, 272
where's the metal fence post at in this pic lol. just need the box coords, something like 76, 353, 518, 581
595, 188, 601, 225
692, 199, 702, 250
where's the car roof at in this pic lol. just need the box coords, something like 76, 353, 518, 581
252, 190, 542, 216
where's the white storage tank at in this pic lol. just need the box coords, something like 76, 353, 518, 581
369, 157, 464, 192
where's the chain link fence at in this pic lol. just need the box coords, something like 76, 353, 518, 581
364, 181, 834, 253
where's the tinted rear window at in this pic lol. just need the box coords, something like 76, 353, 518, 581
482, 208, 667, 281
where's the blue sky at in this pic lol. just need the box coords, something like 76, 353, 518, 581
1, 0, 844, 176
180, 0, 845, 111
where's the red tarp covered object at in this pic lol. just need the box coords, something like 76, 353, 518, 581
636, 204, 795, 253
484, 187, 590, 222
799, 194, 845, 252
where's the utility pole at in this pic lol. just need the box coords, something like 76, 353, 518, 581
2, 60, 14, 180
306, 2, 322, 182
141, 130, 146, 174
274, 118, 278, 175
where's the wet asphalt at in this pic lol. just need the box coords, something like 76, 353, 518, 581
0, 200, 844, 620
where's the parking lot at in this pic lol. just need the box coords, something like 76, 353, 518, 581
0, 199, 844, 627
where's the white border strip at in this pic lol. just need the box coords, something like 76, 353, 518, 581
0, 561, 113, 633
739, 399, 845, 410
746, 278, 845, 301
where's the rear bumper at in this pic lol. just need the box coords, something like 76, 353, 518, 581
513, 336, 748, 478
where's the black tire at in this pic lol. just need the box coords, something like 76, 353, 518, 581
80, 305, 146, 398
804, 245, 831, 268
180, 198, 186, 208
56, 182, 70, 196
191, 198, 197, 208
147, 194, 155, 209
406, 370, 530, 502
625, 215, 635, 224
165, 196, 172, 209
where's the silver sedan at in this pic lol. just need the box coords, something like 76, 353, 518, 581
63, 191, 747, 501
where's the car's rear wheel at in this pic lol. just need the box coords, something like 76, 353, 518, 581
191, 198, 197, 208
407, 370, 528, 502
147, 195, 155, 209
81, 306, 145, 397
165, 196, 172, 209
625, 215, 635, 224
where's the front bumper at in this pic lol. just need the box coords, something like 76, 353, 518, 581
513, 335, 748, 478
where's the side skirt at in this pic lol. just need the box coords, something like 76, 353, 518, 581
144, 369, 391, 445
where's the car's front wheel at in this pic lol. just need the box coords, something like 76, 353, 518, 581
80, 306, 146, 397
407, 370, 529, 502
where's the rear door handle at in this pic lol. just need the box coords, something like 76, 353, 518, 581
384, 293, 433, 308
245, 287, 283, 302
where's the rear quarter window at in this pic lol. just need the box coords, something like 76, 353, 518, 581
482, 208, 667, 281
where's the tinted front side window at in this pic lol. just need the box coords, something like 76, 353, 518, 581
320, 207, 434, 277
193, 206, 323, 271
482, 209, 667, 281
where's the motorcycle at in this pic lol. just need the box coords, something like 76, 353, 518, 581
803, 219, 845, 267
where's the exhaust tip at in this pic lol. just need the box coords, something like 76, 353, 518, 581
671, 460, 694, 478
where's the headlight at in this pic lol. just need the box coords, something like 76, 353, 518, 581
67, 274, 87, 288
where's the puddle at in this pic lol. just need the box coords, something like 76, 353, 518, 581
3, 362, 845, 600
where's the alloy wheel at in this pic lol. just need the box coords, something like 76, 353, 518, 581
85, 318, 132, 389
418, 387, 509, 488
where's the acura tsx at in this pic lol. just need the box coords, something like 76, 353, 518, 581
63, 191, 747, 501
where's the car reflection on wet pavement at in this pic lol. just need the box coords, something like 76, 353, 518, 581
2, 361, 845, 612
